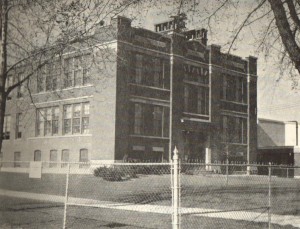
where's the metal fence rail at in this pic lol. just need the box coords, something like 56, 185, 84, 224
1, 155, 300, 228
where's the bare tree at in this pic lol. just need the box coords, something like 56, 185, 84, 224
2, 0, 300, 154
0, 0, 139, 153
202, 0, 300, 81
147, 0, 300, 83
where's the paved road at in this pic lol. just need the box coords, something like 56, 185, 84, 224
0, 188, 299, 228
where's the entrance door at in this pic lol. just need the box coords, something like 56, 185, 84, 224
184, 131, 206, 162
14, 152, 21, 167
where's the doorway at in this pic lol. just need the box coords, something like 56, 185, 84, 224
183, 131, 206, 162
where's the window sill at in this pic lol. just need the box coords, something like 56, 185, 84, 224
130, 134, 169, 140
61, 85, 93, 91
129, 83, 170, 91
221, 142, 248, 146
183, 112, 209, 116
220, 99, 247, 106
28, 134, 92, 140
32, 85, 93, 96
183, 79, 209, 87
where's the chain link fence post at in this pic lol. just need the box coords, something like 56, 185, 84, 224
268, 163, 272, 229
63, 163, 70, 229
226, 158, 229, 186
172, 147, 180, 229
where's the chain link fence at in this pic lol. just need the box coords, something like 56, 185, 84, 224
0, 161, 66, 228
0, 158, 300, 228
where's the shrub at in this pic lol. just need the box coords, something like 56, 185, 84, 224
93, 164, 170, 181
93, 166, 123, 181
135, 165, 170, 175
94, 165, 140, 181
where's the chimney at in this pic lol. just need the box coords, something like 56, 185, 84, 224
200, 29, 208, 46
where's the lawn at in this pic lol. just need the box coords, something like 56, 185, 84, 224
2, 196, 295, 229
0, 171, 300, 228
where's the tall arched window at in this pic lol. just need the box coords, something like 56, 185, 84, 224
61, 149, 69, 168
14, 152, 21, 167
49, 150, 57, 168
34, 150, 41, 161
79, 149, 88, 168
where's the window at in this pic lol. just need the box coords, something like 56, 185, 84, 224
197, 87, 209, 115
184, 85, 209, 115
36, 55, 91, 93
72, 104, 81, 133
64, 58, 73, 88
79, 149, 88, 168
222, 116, 228, 142
221, 74, 227, 99
63, 105, 72, 134
34, 150, 41, 161
222, 74, 247, 103
129, 146, 145, 162
242, 119, 247, 144
37, 62, 60, 92
52, 107, 59, 134
135, 54, 143, 84
153, 106, 163, 136
5, 75, 13, 100
83, 69, 91, 86
3, 115, 11, 140
16, 113, 22, 139
153, 58, 164, 87
222, 116, 247, 144
226, 75, 236, 101
82, 103, 90, 134
183, 64, 209, 116
49, 150, 57, 168
134, 54, 167, 88
37, 67, 46, 92
45, 108, 52, 135
0, 152, 3, 167
133, 103, 169, 137
36, 109, 45, 136
63, 55, 91, 88
82, 53, 92, 85
5, 75, 14, 91
134, 104, 143, 134
242, 79, 247, 103
183, 64, 209, 84
36, 107, 59, 136
74, 57, 82, 86
14, 152, 21, 168
46, 61, 60, 91
61, 149, 69, 168
17, 73, 26, 98
63, 103, 90, 135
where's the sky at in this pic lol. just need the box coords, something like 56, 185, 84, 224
124, 0, 300, 122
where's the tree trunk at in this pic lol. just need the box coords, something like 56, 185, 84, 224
0, 94, 6, 153
0, 0, 8, 153
268, 0, 300, 74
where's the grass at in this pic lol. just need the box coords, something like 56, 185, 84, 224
0, 172, 300, 228
1, 196, 298, 229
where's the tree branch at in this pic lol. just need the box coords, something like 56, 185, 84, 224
228, 0, 267, 54
269, 0, 300, 73
286, 0, 300, 29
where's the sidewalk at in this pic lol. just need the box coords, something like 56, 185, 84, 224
0, 189, 299, 228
